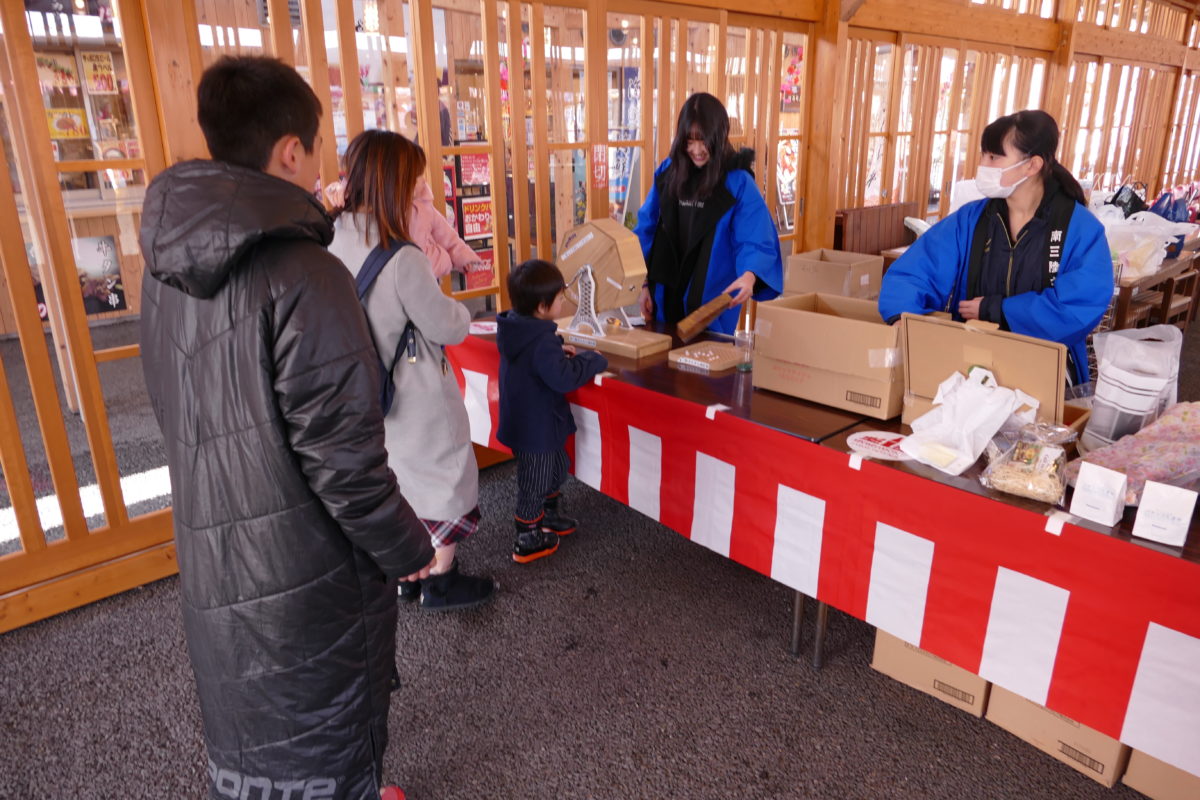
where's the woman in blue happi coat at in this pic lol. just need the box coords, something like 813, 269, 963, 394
878, 110, 1112, 383
634, 93, 783, 334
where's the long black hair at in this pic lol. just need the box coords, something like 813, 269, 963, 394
980, 110, 1086, 204
665, 93, 736, 202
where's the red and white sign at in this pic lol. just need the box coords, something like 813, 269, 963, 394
847, 431, 913, 462
459, 153, 490, 186
447, 333, 1200, 781
459, 196, 493, 241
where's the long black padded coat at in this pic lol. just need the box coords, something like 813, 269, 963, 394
139, 160, 434, 800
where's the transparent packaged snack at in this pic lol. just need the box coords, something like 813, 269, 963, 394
981, 422, 1077, 505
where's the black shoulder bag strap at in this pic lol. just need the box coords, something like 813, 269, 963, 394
355, 239, 416, 415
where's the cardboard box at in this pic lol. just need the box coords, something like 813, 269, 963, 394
752, 293, 903, 420
1123, 749, 1200, 800
557, 218, 646, 317
900, 314, 1066, 426
871, 629, 990, 717
784, 249, 885, 300
986, 686, 1130, 787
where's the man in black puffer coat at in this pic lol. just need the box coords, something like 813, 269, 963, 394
139, 56, 434, 800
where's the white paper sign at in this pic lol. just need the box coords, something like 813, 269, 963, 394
1069, 462, 1127, 527
1132, 481, 1198, 547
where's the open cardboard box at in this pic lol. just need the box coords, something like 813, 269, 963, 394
753, 293, 903, 419
784, 249, 884, 300
900, 313, 1066, 426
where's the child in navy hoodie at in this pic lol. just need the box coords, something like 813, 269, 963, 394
497, 260, 608, 563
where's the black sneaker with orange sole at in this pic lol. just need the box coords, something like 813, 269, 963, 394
541, 492, 577, 536
513, 516, 559, 563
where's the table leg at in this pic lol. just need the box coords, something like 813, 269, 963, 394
812, 601, 830, 669
1113, 285, 1132, 330
789, 591, 806, 657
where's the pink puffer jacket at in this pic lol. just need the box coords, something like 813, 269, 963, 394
409, 178, 478, 278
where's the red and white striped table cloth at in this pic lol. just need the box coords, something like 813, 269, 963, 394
449, 335, 1200, 779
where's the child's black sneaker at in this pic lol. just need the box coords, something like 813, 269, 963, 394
397, 579, 421, 602
418, 562, 497, 612
541, 491, 577, 536
513, 515, 559, 563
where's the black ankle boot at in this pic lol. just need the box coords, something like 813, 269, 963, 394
418, 562, 497, 612
397, 579, 421, 602
513, 515, 559, 563
541, 492, 577, 536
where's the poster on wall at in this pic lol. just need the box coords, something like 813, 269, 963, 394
72, 235, 127, 315
459, 196, 493, 241
458, 153, 490, 187
35, 54, 79, 91
80, 51, 117, 94
465, 245, 495, 290
46, 108, 89, 139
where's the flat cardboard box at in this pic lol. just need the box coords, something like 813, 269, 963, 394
557, 320, 672, 359
557, 218, 646, 317
900, 313, 1066, 426
752, 293, 903, 420
986, 686, 1130, 787
1123, 749, 1200, 800
784, 249, 885, 300
871, 629, 990, 717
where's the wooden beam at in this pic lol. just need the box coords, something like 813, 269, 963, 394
801, 0, 849, 249
1073, 20, 1190, 65
852, 0, 1060, 52
0, 541, 177, 635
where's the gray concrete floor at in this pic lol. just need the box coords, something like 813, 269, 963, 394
0, 317, 1196, 799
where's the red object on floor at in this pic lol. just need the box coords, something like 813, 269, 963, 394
380, 787, 406, 800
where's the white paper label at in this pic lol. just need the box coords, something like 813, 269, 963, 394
1132, 481, 1197, 548
1069, 461, 1127, 527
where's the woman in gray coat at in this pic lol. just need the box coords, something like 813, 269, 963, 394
329, 130, 495, 611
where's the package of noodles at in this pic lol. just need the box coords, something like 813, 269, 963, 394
981, 423, 1077, 505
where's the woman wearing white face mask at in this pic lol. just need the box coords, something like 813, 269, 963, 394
878, 110, 1112, 383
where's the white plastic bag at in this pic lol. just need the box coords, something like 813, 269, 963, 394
900, 368, 1039, 476
1080, 325, 1183, 453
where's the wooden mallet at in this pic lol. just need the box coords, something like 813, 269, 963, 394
675, 293, 733, 343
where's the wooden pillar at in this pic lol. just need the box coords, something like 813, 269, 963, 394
506, 0, 532, 263
140, 0, 208, 163
267, 0, 296, 65
113, 0, 168, 177
586, 0, 609, 219
1045, 21, 1078, 124
299, 0, 340, 190
481, 0, 513, 309
334, 0, 364, 144
410, 0, 444, 209
801, 0, 848, 249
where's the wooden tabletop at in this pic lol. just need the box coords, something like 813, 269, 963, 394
599, 325, 868, 443
1119, 251, 1197, 290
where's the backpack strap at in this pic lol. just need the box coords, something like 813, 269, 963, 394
356, 239, 415, 414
